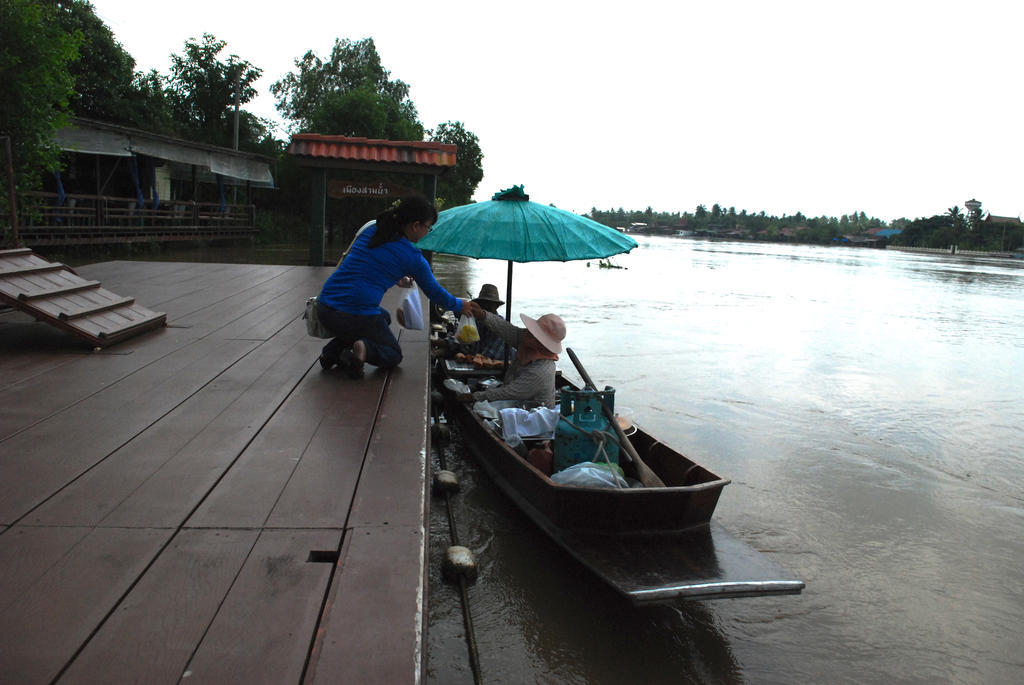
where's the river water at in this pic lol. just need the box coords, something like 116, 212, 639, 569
425, 237, 1024, 684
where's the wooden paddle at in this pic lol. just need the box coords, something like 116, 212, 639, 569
565, 348, 666, 488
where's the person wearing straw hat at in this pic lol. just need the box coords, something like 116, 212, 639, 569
457, 311, 566, 408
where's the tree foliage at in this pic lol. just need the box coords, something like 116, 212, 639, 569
124, 68, 176, 133
587, 203, 1023, 251
588, 205, 887, 245
51, 1, 173, 132
167, 33, 263, 147
53, 0, 135, 122
890, 211, 1022, 251
430, 121, 483, 207
890, 215, 953, 249
271, 38, 423, 140
0, 0, 81, 219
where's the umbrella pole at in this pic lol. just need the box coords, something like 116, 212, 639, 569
504, 261, 513, 321
502, 261, 514, 370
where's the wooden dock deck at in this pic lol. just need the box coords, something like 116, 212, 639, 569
0, 261, 434, 683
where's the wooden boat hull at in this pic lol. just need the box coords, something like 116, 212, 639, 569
439, 373, 805, 604
452, 392, 729, 534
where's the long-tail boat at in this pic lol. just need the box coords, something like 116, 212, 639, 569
435, 352, 804, 605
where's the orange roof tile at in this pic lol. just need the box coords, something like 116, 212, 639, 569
288, 134, 456, 168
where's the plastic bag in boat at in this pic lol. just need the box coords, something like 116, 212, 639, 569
471, 400, 500, 419
550, 461, 628, 488
443, 378, 471, 395
456, 314, 479, 343
471, 399, 518, 419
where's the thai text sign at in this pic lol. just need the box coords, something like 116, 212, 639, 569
327, 180, 413, 199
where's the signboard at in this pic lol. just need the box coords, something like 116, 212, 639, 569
327, 180, 414, 199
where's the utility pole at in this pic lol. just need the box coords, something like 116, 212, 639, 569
2, 136, 19, 247
232, 74, 240, 152
232, 69, 240, 205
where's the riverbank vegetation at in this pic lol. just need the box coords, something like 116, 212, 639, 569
587, 203, 1022, 252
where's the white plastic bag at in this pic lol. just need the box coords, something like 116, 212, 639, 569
303, 296, 332, 338
471, 401, 499, 419
397, 283, 424, 330
550, 462, 628, 488
456, 314, 479, 343
443, 378, 471, 395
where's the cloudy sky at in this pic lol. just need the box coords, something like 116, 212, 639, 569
89, 0, 1022, 222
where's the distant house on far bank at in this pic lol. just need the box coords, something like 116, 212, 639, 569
779, 226, 808, 239
836, 233, 886, 248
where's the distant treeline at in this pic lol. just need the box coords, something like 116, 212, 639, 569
586, 204, 1022, 252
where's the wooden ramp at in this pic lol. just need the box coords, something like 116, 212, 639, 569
0, 248, 166, 347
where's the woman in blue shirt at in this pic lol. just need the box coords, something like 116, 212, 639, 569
317, 195, 479, 378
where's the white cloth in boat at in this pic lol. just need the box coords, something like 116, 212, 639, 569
499, 407, 560, 441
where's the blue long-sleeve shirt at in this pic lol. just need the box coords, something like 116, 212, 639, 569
318, 222, 462, 315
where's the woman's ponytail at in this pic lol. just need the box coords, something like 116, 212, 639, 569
369, 195, 438, 248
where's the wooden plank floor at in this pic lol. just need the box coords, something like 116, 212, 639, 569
0, 261, 434, 684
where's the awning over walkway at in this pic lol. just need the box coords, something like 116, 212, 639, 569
57, 118, 275, 187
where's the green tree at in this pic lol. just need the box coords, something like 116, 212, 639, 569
947, 205, 966, 249
53, 0, 135, 123
429, 121, 483, 206
305, 85, 422, 140
124, 69, 176, 133
52, 1, 173, 132
0, 0, 81, 229
271, 37, 423, 140
892, 215, 953, 248
167, 33, 263, 147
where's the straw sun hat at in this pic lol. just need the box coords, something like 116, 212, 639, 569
520, 313, 566, 354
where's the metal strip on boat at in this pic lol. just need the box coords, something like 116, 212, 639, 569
629, 579, 806, 603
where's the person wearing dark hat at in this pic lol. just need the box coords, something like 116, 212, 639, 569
457, 311, 566, 408
433, 283, 516, 362
468, 284, 515, 362
472, 283, 504, 310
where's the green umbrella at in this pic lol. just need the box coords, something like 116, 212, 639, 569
418, 185, 638, 317
418, 185, 637, 262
